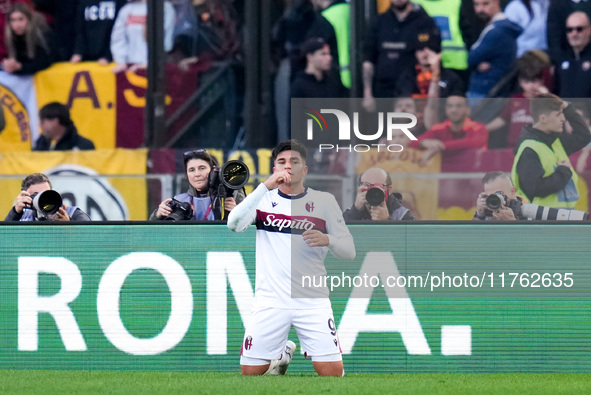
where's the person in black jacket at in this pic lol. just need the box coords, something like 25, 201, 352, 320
1, 2, 54, 75
32, 0, 79, 61
33, 102, 95, 151
70, 0, 127, 64
343, 167, 416, 222
272, 0, 339, 141
291, 37, 347, 98
362, 0, 441, 112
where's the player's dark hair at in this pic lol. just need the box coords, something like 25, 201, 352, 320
21, 173, 52, 190
272, 139, 308, 163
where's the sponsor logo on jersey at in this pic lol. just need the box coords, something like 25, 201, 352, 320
255, 211, 327, 234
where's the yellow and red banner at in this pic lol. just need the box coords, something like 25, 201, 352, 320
0, 61, 203, 152
34, 62, 117, 149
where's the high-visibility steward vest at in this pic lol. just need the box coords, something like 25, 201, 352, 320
413, 0, 468, 71
322, 2, 351, 88
511, 139, 579, 208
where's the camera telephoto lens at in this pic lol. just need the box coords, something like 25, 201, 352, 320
366, 187, 385, 206
32, 190, 62, 218
221, 160, 249, 189
485, 194, 502, 210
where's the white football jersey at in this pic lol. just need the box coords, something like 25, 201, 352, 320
229, 184, 355, 309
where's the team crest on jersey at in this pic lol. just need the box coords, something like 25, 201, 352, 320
305, 201, 315, 212
244, 336, 253, 350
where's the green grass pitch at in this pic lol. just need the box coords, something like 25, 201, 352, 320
1, 371, 591, 394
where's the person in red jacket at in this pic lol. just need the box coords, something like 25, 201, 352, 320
409, 94, 489, 166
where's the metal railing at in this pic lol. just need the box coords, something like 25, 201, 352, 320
164, 61, 237, 149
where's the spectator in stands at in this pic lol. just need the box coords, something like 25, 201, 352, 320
554, 11, 591, 98
32, 0, 78, 61
4, 172, 91, 221
396, 34, 464, 99
511, 93, 590, 208
70, 0, 127, 65
466, 0, 522, 103
272, 0, 338, 142
393, 96, 427, 137
547, 0, 591, 65
290, 37, 346, 98
0, 0, 33, 61
342, 167, 416, 221
504, 0, 549, 57
362, 0, 440, 112
409, 94, 489, 166
110, 0, 176, 73
473, 171, 522, 220
459, 0, 510, 49
33, 102, 95, 151
1, 2, 54, 74
414, 0, 470, 89
395, 33, 465, 129
150, 149, 244, 221
356, 128, 425, 172
486, 50, 550, 149
169, 0, 240, 70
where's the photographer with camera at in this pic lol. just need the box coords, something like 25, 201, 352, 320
4, 173, 91, 221
343, 168, 415, 222
474, 172, 523, 221
474, 171, 589, 221
150, 149, 246, 221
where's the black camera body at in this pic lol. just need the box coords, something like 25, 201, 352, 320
484, 191, 522, 218
208, 160, 250, 198
27, 190, 63, 220
165, 198, 194, 221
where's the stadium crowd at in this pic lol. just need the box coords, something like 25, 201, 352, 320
2, 0, 591, 221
